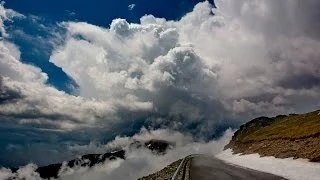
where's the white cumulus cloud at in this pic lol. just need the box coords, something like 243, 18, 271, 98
1, 0, 320, 134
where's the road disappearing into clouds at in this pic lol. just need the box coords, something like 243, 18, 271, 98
190, 155, 286, 180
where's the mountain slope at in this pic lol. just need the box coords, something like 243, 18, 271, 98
225, 110, 320, 162
11, 139, 172, 179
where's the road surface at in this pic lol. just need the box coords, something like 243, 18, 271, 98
190, 156, 286, 180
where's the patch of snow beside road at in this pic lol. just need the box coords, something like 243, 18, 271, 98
216, 149, 320, 180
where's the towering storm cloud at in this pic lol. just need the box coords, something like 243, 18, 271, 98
50, 0, 320, 131
0, 0, 320, 167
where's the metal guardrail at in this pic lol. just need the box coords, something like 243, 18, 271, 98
171, 157, 186, 180
171, 154, 201, 180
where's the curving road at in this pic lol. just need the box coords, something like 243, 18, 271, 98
190, 155, 286, 180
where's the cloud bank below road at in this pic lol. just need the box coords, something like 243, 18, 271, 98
0, 129, 233, 180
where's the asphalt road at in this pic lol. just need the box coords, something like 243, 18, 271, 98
190, 156, 286, 180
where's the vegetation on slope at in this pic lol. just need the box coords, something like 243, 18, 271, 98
226, 110, 320, 162
240, 110, 320, 142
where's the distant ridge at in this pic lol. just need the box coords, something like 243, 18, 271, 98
11, 139, 172, 179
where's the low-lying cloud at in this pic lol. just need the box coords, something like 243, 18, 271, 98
0, 129, 233, 180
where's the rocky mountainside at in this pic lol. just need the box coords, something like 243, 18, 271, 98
11, 139, 173, 179
225, 110, 320, 162
35, 150, 125, 179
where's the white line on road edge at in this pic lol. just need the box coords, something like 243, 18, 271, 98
171, 154, 202, 180
171, 157, 186, 180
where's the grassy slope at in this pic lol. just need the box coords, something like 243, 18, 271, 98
239, 110, 320, 143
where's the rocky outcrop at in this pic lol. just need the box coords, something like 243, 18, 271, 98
138, 159, 183, 180
35, 150, 125, 179
225, 110, 320, 162
229, 136, 320, 162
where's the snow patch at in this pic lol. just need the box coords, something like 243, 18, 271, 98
216, 149, 320, 180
